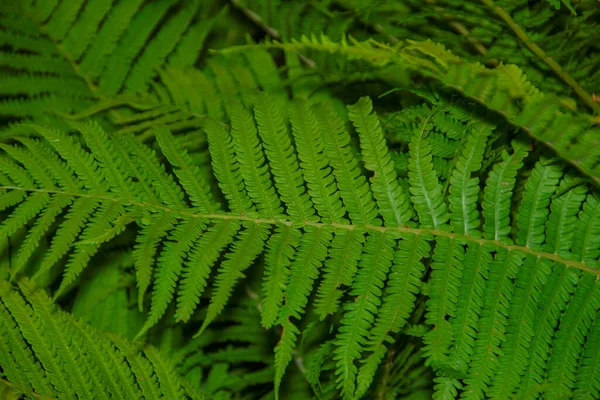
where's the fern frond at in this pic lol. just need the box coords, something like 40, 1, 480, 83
229, 101, 282, 219
175, 220, 241, 323
34, 197, 100, 281
516, 158, 564, 250
261, 225, 302, 328
542, 173, 589, 278
0, 279, 205, 399
0, 297, 53, 396
516, 263, 578, 398
289, 100, 346, 223
124, 0, 201, 94
154, 127, 217, 212
573, 311, 600, 398
312, 101, 378, 225
1, 94, 599, 399
1, 0, 224, 128
481, 141, 529, 241
347, 97, 412, 227
140, 219, 206, 337
198, 222, 270, 335
133, 213, 178, 309
254, 92, 315, 221
143, 345, 186, 399
487, 256, 553, 398
541, 274, 600, 399
204, 120, 254, 214
274, 226, 332, 393
407, 116, 449, 229
423, 236, 465, 368
334, 230, 398, 399
315, 229, 365, 318
1, 280, 79, 398
57, 201, 130, 297
68, 120, 133, 196
448, 122, 492, 236
1, 2, 600, 398
447, 243, 493, 377
234, 36, 600, 186
462, 250, 522, 398
572, 193, 600, 265
356, 233, 430, 397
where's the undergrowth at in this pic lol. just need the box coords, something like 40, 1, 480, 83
0, 0, 599, 399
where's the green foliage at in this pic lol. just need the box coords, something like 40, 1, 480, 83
0, 279, 203, 399
1, 0, 599, 399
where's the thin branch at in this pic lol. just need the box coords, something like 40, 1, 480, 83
377, 345, 395, 400
229, 0, 316, 68
481, 0, 600, 114
348, 0, 488, 56
423, 0, 489, 56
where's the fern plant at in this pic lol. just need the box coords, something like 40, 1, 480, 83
1, 0, 599, 399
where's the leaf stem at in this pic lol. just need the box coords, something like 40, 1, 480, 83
480, 0, 600, 114
377, 345, 395, 400
229, 0, 316, 68
3, 185, 598, 278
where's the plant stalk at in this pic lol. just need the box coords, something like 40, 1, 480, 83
481, 0, 600, 114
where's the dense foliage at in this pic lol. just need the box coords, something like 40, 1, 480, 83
1, 0, 599, 399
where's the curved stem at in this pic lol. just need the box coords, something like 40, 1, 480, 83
481, 0, 600, 114
2, 185, 598, 278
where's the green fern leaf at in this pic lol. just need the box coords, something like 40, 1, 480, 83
513, 263, 577, 398
198, 222, 270, 335
572, 193, 600, 265
289, 99, 346, 223
229, 101, 283, 218
33, 197, 100, 282
334, 231, 398, 399
448, 244, 493, 374
356, 233, 430, 397
488, 256, 553, 398
448, 122, 492, 236
462, 250, 522, 398
573, 312, 600, 398
423, 236, 465, 368
274, 227, 332, 393
347, 97, 412, 227
261, 225, 302, 328
175, 220, 241, 323
139, 219, 206, 337
407, 116, 449, 229
8, 278, 208, 399
314, 229, 365, 318
516, 158, 564, 250
144, 345, 186, 399
154, 126, 218, 212
57, 201, 129, 297
542, 274, 600, 399
312, 101, 378, 225
1, 281, 79, 398
545, 176, 588, 255
0, 90, 598, 400
482, 141, 529, 241
133, 213, 178, 309
254, 92, 315, 221
204, 119, 254, 213
125, 0, 200, 94
0, 298, 53, 396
